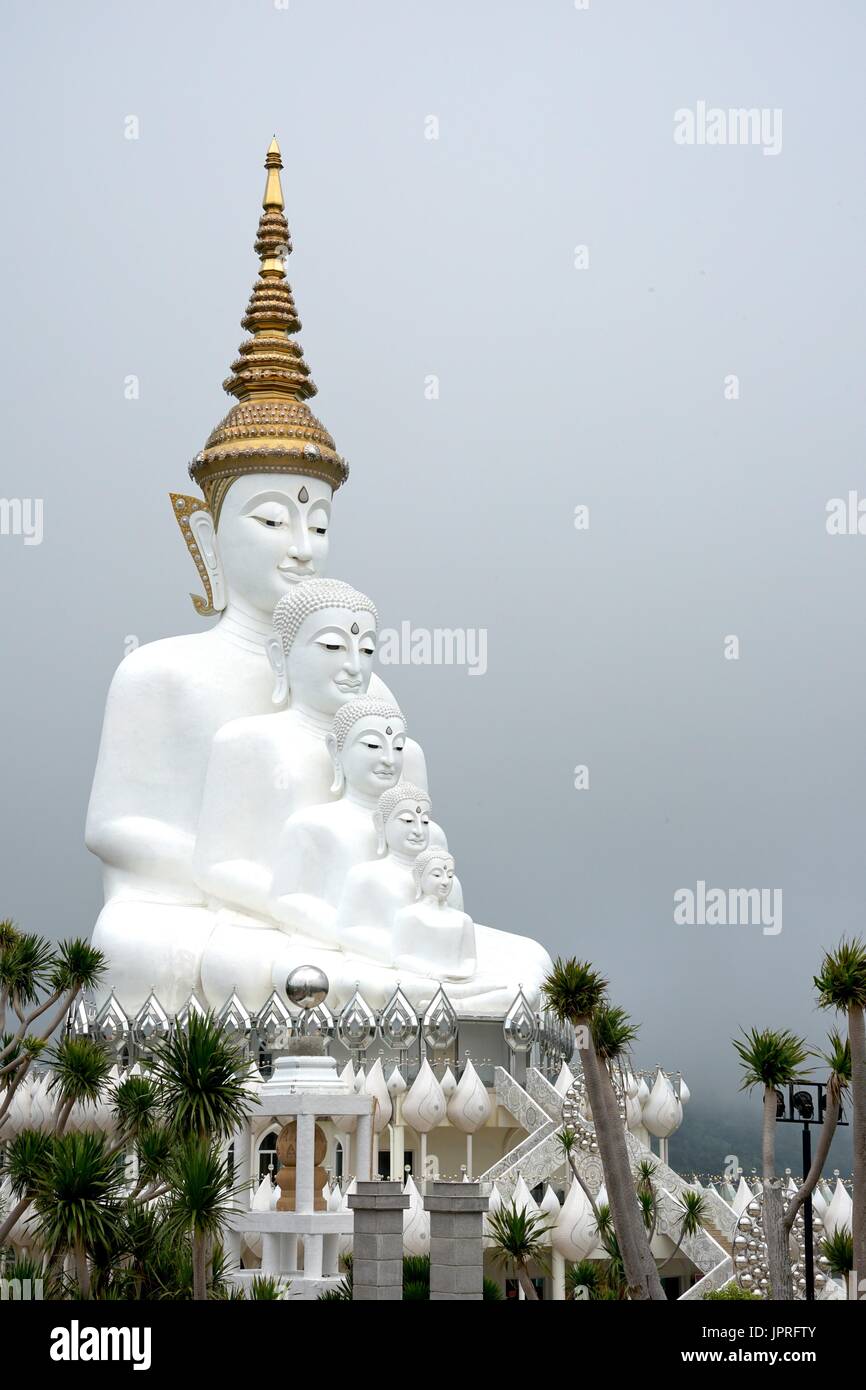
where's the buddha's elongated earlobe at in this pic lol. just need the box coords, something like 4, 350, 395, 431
373, 811, 386, 856
325, 733, 344, 795
266, 635, 289, 706
170, 494, 226, 616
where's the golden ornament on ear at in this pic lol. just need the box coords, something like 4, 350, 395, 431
169, 492, 218, 617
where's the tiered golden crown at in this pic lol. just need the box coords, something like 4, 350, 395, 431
189, 138, 348, 519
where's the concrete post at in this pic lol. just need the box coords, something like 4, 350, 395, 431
348, 1181, 409, 1301
424, 1181, 489, 1301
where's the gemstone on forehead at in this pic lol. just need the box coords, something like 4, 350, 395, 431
385, 725, 393, 735
298, 485, 309, 503
351, 622, 359, 634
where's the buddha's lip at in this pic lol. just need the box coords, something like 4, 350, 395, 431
335, 679, 362, 691
277, 563, 313, 578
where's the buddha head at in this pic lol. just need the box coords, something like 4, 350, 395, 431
412, 847, 456, 904
171, 141, 348, 619
326, 697, 407, 799
267, 578, 378, 718
172, 474, 334, 618
374, 782, 432, 858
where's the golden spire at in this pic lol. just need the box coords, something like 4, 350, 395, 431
189, 139, 348, 519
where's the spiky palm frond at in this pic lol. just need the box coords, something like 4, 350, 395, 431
0, 933, 55, 1006
162, 1136, 236, 1242
2, 1128, 54, 1198
542, 958, 608, 1025
48, 1036, 113, 1108
592, 1003, 639, 1061
733, 1027, 809, 1091
486, 1201, 552, 1273
151, 1012, 253, 1141
112, 1073, 159, 1140
48, 940, 106, 997
820, 1227, 853, 1278
32, 1131, 125, 1256
814, 939, 866, 1013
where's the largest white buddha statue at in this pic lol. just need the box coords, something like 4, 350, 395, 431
85, 139, 552, 1017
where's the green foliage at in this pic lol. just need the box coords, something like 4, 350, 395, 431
814, 938, 866, 1013
733, 1027, 810, 1091
248, 1274, 289, 1300
703, 1282, 760, 1300
592, 1004, 639, 1061
1, 1128, 54, 1198
150, 1011, 253, 1141
48, 1036, 113, 1110
486, 1200, 552, 1277
820, 1226, 853, 1278
542, 957, 608, 1025
31, 1131, 126, 1263
162, 1136, 237, 1244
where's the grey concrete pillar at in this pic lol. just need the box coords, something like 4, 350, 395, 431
348, 1181, 409, 1301
424, 1181, 489, 1301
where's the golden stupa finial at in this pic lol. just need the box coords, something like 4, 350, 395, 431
187, 139, 348, 522
263, 136, 284, 211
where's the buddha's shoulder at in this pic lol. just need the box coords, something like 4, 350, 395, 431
107, 632, 226, 690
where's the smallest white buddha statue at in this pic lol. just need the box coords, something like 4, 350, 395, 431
392, 847, 476, 981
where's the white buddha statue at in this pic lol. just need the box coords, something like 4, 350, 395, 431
86, 138, 554, 1020
86, 142, 407, 1013
392, 847, 476, 981
269, 695, 408, 943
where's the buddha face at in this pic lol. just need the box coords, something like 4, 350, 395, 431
286, 606, 377, 717
419, 853, 455, 903
384, 799, 431, 857
340, 717, 407, 799
214, 473, 332, 614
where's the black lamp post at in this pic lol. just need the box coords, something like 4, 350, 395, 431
775, 1081, 848, 1300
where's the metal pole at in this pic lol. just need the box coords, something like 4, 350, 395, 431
802, 1122, 814, 1302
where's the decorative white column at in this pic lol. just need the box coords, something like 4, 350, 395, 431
296, 1112, 316, 1213
355, 1112, 373, 1181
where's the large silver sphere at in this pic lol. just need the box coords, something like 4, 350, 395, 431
285, 965, 329, 1010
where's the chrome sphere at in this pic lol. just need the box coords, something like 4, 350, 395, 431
285, 965, 329, 1010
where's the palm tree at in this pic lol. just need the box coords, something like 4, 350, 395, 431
31, 1131, 125, 1297
0, 1128, 53, 1246
733, 1026, 809, 1300
814, 937, 866, 1289
543, 958, 665, 1300
784, 1031, 850, 1235
660, 1188, 707, 1272
0, 931, 105, 1136
150, 1011, 252, 1141
486, 1199, 550, 1300
48, 1036, 114, 1134
163, 1136, 237, 1300
820, 1227, 853, 1296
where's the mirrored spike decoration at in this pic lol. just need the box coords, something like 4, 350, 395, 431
216, 989, 252, 1046
298, 1001, 334, 1044
380, 985, 420, 1051
133, 990, 171, 1048
421, 985, 457, 1050
67, 995, 97, 1037
173, 991, 208, 1033
95, 992, 130, 1049
337, 988, 377, 1053
502, 986, 537, 1053
255, 990, 293, 1051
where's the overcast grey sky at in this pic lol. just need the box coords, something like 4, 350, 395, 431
1, 1, 864, 1167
